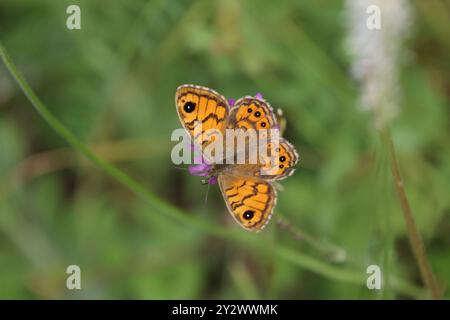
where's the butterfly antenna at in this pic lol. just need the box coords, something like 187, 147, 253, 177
204, 183, 211, 206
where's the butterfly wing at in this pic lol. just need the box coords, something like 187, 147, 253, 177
259, 137, 299, 181
175, 84, 230, 147
218, 174, 276, 232
227, 96, 278, 130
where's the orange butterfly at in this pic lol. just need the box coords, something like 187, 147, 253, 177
175, 85, 299, 231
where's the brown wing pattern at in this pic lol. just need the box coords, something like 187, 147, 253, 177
259, 138, 299, 180
227, 97, 278, 130
175, 84, 230, 147
218, 175, 276, 231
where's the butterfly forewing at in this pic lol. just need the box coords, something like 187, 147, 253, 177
175, 84, 230, 148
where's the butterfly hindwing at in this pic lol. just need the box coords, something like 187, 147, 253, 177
218, 175, 276, 231
259, 137, 299, 181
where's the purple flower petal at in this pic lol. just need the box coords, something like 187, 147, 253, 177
208, 176, 218, 185
255, 92, 263, 99
193, 153, 204, 164
228, 98, 235, 106
188, 163, 210, 173
188, 163, 212, 177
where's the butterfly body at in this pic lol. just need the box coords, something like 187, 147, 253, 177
176, 84, 299, 231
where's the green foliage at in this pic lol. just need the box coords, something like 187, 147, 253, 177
0, 0, 449, 299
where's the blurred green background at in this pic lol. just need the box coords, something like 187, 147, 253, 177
0, 0, 449, 299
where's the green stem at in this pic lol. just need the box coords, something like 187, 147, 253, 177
276, 214, 347, 263
0, 42, 423, 298
380, 127, 442, 299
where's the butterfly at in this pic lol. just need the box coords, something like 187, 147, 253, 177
175, 84, 299, 232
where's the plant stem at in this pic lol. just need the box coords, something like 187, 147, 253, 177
380, 127, 441, 299
276, 215, 347, 263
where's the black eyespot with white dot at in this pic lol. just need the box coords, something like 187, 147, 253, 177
261, 122, 266, 127
183, 102, 196, 113
255, 111, 261, 117
243, 210, 254, 220
279, 164, 284, 169
247, 108, 253, 113
279, 156, 286, 162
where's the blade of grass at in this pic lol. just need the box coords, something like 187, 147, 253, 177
0, 42, 423, 298
380, 127, 442, 299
